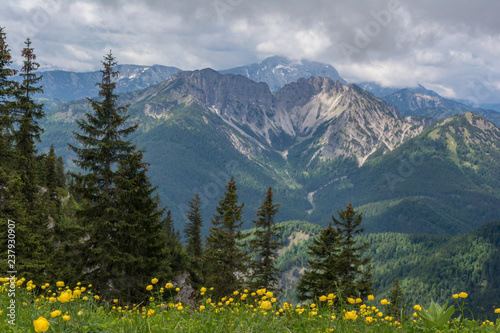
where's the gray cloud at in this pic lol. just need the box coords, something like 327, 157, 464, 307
1, 0, 499, 103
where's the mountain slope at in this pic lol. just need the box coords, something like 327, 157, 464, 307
39, 70, 500, 235
220, 56, 346, 91
306, 112, 500, 234
382, 85, 500, 127
18, 64, 181, 101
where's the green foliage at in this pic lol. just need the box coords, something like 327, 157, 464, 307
204, 178, 248, 299
248, 187, 283, 293
297, 204, 374, 301
417, 301, 455, 330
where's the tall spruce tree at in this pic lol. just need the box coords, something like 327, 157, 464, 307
332, 204, 373, 299
13, 38, 45, 207
0, 27, 18, 213
248, 187, 282, 293
296, 223, 342, 301
204, 178, 248, 299
113, 150, 172, 301
69, 51, 138, 296
184, 193, 203, 259
10, 38, 51, 279
297, 204, 373, 301
0, 27, 17, 160
0, 27, 24, 274
184, 193, 204, 289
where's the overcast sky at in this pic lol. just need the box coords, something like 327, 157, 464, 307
1, 0, 500, 103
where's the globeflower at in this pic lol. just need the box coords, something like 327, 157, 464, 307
165, 283, 173, 289
458, 292, 468, 298
261, 300, 272, 310
365, 316, 373, 324
319, 295, 327, 302
58, 292, 71, 303
56, 281, 65, 287
452, 294, 459, 299
495, 309, 500, 314
50, 310, 61, 318
151, 278, 158, 284
367, 295, 374, 301
344, 310, 358, 320
414, 305, 422, 311
33, 317, 50, 332
146, 285, 153, 291
347, 298, 355, 304
200, 287, 207, 293
62, 315, 70, 321
380, 299, 389, 305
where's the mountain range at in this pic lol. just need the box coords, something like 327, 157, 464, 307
37, 58, 500, 235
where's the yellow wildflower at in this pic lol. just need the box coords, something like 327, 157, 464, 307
319, 295, 327, 302
365, 316, 373, 324
56, 281, 65, 287
62, 315, 70, 321
452, 294, 459, 299
33, 317, 50, 332
261, 301, 272, 310
50, 310, 61, 318
344, 310, 358, 320
200, 287, 207, 293
380, 299, 389, 305
146, 285, 153, 291
151, 278, 158, 284
58, 292, 71, 303
347, 297, 355, 304
414, 305, 422, 311
458, 292, 468, 298
367, 295, 374, 301
495, 308, 500, 314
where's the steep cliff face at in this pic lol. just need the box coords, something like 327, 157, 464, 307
148, 71, 423, 165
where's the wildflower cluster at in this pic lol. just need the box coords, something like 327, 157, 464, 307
1, 277, 499, 332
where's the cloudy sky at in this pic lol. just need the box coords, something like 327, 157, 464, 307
1, 0, 500, 103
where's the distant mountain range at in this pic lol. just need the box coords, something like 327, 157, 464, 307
38, 64, 500, 235
18, 64, 181, 101
220, 55, 346, 91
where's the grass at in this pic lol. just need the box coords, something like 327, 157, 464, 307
1, 277, 500, 332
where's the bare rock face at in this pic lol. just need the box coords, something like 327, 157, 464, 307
144, 70, 424, 165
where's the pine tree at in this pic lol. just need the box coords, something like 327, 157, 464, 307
8, 38, 52, 279
388, 279, 404, 320
297, 204, 374, 301
13, 38, 45, 207
0, 27, 17, 160
248, 187, 282, 293
0, 26, 19, 221
69, 51, 138, 295
204, 178, 248, 299
184, 193, 204, 259
112, 150, 172, 301
184, 193, 204, 289
296, 223, 342, 301
332, 204, 373, 299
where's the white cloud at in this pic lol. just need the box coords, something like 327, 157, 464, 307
0, 0, 499, 102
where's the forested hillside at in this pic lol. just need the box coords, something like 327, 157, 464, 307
273, 220, 500, 319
